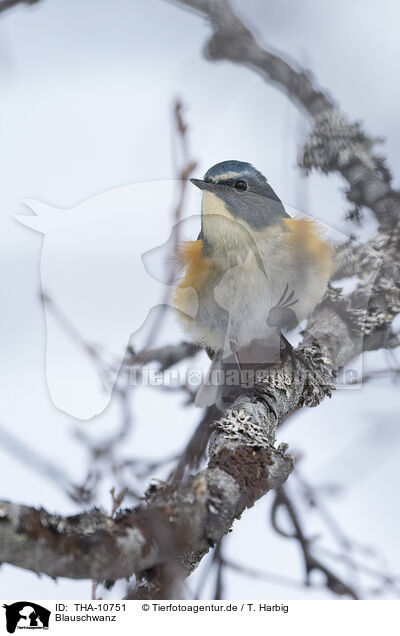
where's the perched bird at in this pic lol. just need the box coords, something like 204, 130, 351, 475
174, 160, 334, 407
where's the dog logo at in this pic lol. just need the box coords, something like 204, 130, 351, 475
3, 602, 50, 633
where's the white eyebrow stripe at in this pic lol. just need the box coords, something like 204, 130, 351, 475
212, 171, 247, 182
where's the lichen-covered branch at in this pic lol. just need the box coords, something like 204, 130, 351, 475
1, 236, 398, 588
1, 0, 399, 597
0, 405, 293, 585
167, 0, 400, 228
1, 217, 399, 585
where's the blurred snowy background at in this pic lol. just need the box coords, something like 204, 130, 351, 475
0, 0, 399, 599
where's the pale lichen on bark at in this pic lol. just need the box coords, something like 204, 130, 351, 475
0, 0, 399, 596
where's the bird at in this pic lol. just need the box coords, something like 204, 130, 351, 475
174, 160, 335, 408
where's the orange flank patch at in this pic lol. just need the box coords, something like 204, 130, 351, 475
283, 216, 335, 279
174, 240, 216, 311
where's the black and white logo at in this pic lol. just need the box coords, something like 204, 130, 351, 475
2, 603, 50, 633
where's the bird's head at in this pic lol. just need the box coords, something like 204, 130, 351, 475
190, 160, 288, 233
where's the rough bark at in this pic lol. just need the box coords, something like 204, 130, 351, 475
167, 0, 398, 229
0, 408, 293, 582
1, 0, 399, 593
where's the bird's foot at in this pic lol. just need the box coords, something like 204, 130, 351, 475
229, 339, 243, 371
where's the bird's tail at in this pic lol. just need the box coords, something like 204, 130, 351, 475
195, 350, 223, 408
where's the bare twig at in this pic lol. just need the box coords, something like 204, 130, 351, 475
271, 486, 358, 598
110, 487, 128, 518
141, 99, 197, 352
1, 0, 399, 600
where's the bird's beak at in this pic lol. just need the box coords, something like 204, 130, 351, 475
190, 178, 218, 192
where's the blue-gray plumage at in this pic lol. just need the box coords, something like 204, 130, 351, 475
191, 160, 289, 231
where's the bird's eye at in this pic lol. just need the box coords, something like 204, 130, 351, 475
234, 180, 248, 192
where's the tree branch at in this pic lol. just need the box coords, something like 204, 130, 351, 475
1, 226, 399, 584
0, 0, 39, 14
271, 487, 358, 598
1, 0, 399, 596
166, 0, 400, 229
0, 403, 293, 584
